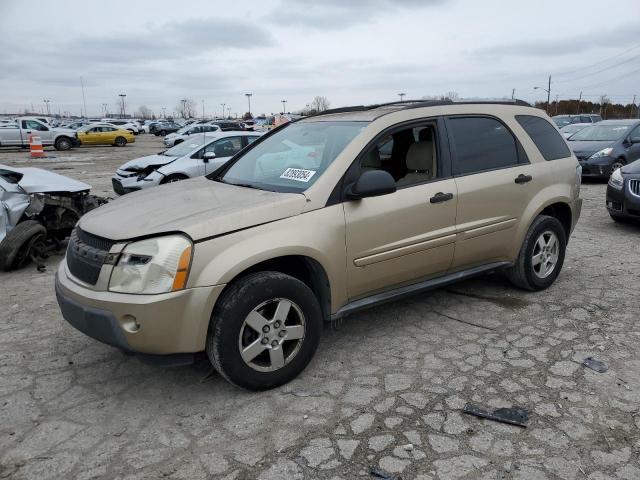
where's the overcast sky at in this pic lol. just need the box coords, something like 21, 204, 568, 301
1, 0, 638, 117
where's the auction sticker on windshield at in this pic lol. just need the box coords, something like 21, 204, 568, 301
280, 168, 316, 182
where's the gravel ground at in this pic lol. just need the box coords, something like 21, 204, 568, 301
1, 136, 639, 479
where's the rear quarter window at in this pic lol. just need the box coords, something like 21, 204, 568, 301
516, 115, 571, 161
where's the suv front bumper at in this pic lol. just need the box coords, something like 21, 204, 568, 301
55, 262, 225, 355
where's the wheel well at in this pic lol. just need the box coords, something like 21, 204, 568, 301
540, 202, 572, 239
160, 173, 188, 184
228, 255, 331, 322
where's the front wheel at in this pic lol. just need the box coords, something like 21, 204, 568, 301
159, 130, 167, 136
206, 272, 322, 390
54, 137, 72, 151
114, 136, 127, 147
0, 221, 47, 271
506, 215, 567, 291
611, 158, 626, 172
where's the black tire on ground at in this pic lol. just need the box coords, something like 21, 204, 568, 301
609, 213, 629, 223
160, 174, 189, 184
0, 221, 47, 271
611, 158, 626, 172
114, 136, 127, 147
505, 215, 567, 291
206, 271, 322, 390
54, 136, 73, 151
174, 139, 183, 145
159, 130, 167, 136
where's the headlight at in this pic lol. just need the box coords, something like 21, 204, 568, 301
589, 147, 613, 159
109, 235, 192, 294
608, 168, 624, 190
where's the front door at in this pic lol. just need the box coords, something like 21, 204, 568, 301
344, 120, 457, 300
21, 119, 52, 145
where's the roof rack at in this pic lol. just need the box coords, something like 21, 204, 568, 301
310, 98, 532, 119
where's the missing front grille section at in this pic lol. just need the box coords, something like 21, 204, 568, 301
66, 229, 111, 285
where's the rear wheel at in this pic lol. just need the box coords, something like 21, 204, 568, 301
206, 271, 322, 390
506, 215, 566, 291
54, 137, 72, 151
114, 136, 127, 147
159, 130, 167, 136
0, 221, 47, 271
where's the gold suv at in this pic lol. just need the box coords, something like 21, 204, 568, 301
55, 101, 582, 390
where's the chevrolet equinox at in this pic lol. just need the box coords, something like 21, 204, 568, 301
56, 100, 582, 390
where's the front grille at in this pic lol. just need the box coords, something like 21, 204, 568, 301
66, 228, 114, 285
629, 179, 640, 197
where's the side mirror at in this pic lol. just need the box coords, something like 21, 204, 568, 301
345, 170, 396, 200
629, 137, 640, 144
203, 151, 216, 162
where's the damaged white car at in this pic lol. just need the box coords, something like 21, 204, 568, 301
0, 165, 106, 270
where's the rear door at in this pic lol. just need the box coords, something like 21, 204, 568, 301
446, 115, 539, 270
1, 124, 23, 146
344, 119, 458, 299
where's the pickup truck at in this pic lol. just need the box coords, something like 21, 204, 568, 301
0, 117, 79, 150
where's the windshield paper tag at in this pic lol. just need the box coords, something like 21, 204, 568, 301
280, 168, 316, 182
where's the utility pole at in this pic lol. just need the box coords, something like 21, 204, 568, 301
102, 103, 108, 117
162, 107, 166, 119
43, 99, 50, 116
80, 76, 88, 118
220, 103, 226, 119
533, 76, 551, 114
281, 99, 287, 113
554, 94, 559, 115
511, 88, 515, 100
202, 99, 205, 120
398, 93, 406, 102
180, 99, 187, 119
632, 94, 637, 118
119, 93, 127, 118
576, 91, 582, 114
227, 107, 232, 118
245, 93, 253, 117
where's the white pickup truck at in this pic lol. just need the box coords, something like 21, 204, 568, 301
0, 117, 79, 150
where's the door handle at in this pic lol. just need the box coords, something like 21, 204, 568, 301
430, 192, 454, 203
515, 174, 532, 184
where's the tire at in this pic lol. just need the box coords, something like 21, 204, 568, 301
505, 215, 567, 291
206, 271, 322, 390
611, 158, 625, 173
114, 136, 127, 147
159, 130, 167, 136
174, 139, 183, 145
54, 136, 72, 151
0, 221, 47, 271
160, 174, 188, 184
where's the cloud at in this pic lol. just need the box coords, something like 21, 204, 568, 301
265, 0, 447, 30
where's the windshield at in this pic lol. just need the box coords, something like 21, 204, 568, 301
164, 139, 211, 157
217, 121, 368, 192
561, 124, 587, 134
569, 124, 632, 142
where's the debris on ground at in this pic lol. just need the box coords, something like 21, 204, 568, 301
462, 403, 529, 428
401, 443, 414, 452
370, 465, 402, 479
583, 356, 608, 373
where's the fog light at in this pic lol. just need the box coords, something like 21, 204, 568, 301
122, 315, 140, 333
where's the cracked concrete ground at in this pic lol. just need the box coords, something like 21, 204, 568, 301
1, 136, 639, 479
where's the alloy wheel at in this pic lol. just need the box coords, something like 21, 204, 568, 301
531, 230, 559, 279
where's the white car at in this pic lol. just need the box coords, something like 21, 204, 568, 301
112, 131, 263, 195
559, 122, 591, 139
102, 119, 139, 134
163, 123, 221, 147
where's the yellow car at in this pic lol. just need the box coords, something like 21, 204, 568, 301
77, 125, 135, 147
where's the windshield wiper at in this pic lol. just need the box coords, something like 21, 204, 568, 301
216, 178, 270, 191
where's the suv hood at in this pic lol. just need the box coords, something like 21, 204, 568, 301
0, 165, 90, 193
118, 154, 176, 172
78, 177, 307, 241
568, 140, 614, 157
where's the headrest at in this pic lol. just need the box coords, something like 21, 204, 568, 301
406, 141, 434, 171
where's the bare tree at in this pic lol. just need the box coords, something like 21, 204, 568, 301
310, 96, 330, 113
176, 99, 197, 119
137, 105, 152, 119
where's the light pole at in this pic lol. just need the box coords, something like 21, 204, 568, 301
227, 107, 232, 118
162, 107, 166, 119
245, 93, 253, 117
398, 93, 406, 102
281, 99, 287, 113
180, 99, 188, 119
533, 75, 551, 113
43, 99, 50, 116
119, 93, 127, 118
102, 103, 108, 117
221, 103, 226, 119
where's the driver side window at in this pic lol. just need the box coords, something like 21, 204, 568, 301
22, 120, 48, 131
359, 124, 440, 188
629, 125, 640, 143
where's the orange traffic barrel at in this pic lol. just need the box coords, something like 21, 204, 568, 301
30, 135, 44, 158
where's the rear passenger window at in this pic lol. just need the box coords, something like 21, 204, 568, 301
448, 117, 520, 175
516, 115, 571, 161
